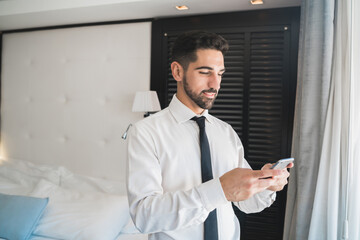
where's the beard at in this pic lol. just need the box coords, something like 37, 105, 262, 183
183, 76, 218, 110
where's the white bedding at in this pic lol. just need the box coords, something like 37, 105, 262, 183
0, 159, 147, 240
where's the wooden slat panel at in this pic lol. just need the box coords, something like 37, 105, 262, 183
241, 30, 287, 240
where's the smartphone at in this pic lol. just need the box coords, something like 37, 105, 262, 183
270, 158, 294, 170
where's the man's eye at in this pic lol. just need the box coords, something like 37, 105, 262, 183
199, 71, 210, 75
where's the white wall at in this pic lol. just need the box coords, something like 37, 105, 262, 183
0, 22, 151, 181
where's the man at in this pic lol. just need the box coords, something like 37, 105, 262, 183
127, 31, 293, 240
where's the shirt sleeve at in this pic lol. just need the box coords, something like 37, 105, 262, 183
126, 123, 228, 234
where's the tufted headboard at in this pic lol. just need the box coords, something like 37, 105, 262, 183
0, 22, 151, 181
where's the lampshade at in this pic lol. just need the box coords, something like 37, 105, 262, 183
132, 91, 161, 113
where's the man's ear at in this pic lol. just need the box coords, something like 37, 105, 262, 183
171, 61, 184, 82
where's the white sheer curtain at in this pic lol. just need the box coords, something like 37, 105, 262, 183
348, 2, 360, 238
285, 0, 360, 239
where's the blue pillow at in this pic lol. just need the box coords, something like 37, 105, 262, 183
0, 193, 48, 240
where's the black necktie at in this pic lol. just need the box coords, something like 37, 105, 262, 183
192, 116, 218, 240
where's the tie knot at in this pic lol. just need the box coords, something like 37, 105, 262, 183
192, 116, 206, 128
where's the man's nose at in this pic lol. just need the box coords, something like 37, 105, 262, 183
208, 73, 221, 89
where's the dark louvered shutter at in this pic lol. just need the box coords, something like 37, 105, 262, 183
247, 30, 287, 168
242, 29, 290, 240
162, 27, 291, 240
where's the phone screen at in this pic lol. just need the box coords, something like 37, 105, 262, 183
271, 158, 294, 170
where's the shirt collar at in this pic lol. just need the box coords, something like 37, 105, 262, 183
169, 94, 212, 124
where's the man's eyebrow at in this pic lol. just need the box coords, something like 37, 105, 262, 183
195, 66, 213, 70
195, 66, 226, 72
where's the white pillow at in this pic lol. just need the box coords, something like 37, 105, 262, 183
1, 158, 62, 184
60, 173, 126, 195
29, 180, 130, 240
0, 160, 61, 195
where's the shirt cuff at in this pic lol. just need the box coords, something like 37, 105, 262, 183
196, 178, 228, 212
258, 189, 277, 204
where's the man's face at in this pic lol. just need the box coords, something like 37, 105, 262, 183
181, 49, 225, 111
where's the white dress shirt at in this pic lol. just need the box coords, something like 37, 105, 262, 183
127, 95, 276, 240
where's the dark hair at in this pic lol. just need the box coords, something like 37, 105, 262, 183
171, 31, 229, 70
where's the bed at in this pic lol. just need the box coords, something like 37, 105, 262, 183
0, 158, 147, 240
0, 22, 151, 239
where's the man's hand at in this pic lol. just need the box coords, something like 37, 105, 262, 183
262, 162, 294, 192
219, 168, 282, 202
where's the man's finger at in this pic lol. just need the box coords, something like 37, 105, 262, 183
253, 169, 282, 179
286, 163, 294, 168
256, 178, 277, 190
261, 163, 273, 170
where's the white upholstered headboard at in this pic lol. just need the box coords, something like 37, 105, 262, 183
0, 22, 151, 181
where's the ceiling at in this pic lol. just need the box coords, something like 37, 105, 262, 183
0, 0, 301, 31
